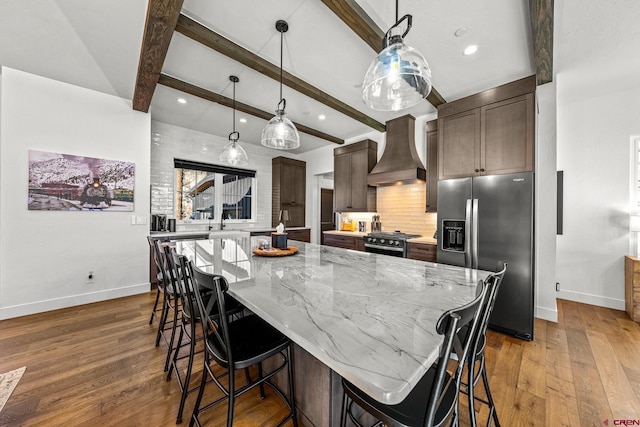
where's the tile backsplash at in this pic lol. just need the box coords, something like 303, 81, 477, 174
375, 183, 436, 237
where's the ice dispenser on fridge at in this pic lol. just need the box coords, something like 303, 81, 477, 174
441, 220, 465, 252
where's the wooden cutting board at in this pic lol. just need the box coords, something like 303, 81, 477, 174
252, 246, 299, 257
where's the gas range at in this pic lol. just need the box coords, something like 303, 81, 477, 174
363, 231, 421, 257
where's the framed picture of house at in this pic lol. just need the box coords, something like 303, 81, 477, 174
27, 150, 135, 211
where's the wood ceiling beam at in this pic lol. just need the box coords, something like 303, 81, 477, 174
175, 14, 385, 133
320, 0, 446, 107
529, 0, 554, 85
158, 74, 344, 145
132, 0, 184, 112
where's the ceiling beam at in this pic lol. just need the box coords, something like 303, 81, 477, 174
529, 0, 554, 85
132, 0, 184, 112
320, 0, 446, 107
158, 74, 345, 145
175, 14, 385, 133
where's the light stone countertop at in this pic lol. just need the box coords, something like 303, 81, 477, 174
323, 230, 367, 237
176, 236, 489, 405
407, 236, 438, 245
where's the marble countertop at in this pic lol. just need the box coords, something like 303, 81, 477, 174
407, 236, 438, 244
176, 236, 489, 405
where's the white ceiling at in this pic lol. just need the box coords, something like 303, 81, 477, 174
1, 0, 638, 154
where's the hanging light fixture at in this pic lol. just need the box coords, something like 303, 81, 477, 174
362, 0, 432, 111
261, 20, 300, 150
219, 75, 249, 166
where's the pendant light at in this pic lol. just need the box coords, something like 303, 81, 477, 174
362, 0, 432, 111
260, 20, 300, 150
219, 75, 249, 166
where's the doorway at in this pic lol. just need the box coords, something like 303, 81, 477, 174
320, 188, 334, 245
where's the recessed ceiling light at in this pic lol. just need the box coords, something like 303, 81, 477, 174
177, 97, 187, 104
239, 118, 247, 123
463, 45, 479, 56
455, 27, 467, 37
318, 114, 326, 120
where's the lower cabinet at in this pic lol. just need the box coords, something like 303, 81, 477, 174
250, 228, 311, 243
407, 242, 437, 263
323, 233, 364, 251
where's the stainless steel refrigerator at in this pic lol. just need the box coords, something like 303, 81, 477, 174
437, 172, 534, 340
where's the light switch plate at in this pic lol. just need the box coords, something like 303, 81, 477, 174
131, 215, 136, 225
136, 216, 147, 225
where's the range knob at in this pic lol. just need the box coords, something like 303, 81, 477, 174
380, 239, 385, 244
371, 238, 377, 243
394, 240, 400, 246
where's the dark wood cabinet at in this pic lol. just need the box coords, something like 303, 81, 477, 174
272, 157, 305, 228
481, 93, 534, 175
438, 76, 535, 180
407, 242, 437, 263
334, 140, 377, 212
425, 120, 439, 212
323, 233, 364, 251
250, 228, 311, 243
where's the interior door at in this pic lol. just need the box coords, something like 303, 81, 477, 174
320, 188, 334, 245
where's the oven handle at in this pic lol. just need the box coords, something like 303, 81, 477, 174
363, 243, 404, 252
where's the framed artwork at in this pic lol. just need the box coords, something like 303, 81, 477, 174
28, 150, 135, 211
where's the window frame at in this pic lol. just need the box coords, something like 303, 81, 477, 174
173, 159, 257, 224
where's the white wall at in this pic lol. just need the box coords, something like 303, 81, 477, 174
0, 67, 151, 319
556, 78, 640, 309
535, 81, 559, 322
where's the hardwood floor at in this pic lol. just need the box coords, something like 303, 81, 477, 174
0, 294, 639, 426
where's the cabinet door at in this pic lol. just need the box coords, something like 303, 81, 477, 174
438, 109, 480, 180
425, 126, 438, 212
334, 153, 351, 211
349, 149, 369, 210
481, 93, 534, 175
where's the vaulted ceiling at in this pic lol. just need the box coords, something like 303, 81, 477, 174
1, 0, 558, 153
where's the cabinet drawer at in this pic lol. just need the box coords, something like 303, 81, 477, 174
287, 229, 311, 243
407, 242, 437, 263
323, 234, 361, 251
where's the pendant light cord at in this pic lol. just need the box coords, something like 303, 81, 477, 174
395, 0, 398, 23
279, 29, 284, 104
232, 80, 236, 133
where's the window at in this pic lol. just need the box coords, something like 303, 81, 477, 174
174, 159, 256, 222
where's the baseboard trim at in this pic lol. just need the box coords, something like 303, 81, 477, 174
0, 283, 150, 320
535, 305, 558, 322
556, 289, 625, 311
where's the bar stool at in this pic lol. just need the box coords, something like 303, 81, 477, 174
188, 262, 298, 427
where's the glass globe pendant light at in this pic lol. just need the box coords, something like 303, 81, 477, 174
362, 0, 432, 111
219, 75, 249, 166
261, 20, 300, 150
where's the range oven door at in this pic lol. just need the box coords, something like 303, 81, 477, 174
364, 243, 405, 257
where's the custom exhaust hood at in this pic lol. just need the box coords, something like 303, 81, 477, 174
367, 114, 426, 186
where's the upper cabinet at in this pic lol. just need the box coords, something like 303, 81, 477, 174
425, 120, 438, 212
272, 157, 305, 227
437, 76, 535, 180
334, 139, 377, 212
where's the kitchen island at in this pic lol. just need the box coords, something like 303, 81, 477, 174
175, 236, 490, 426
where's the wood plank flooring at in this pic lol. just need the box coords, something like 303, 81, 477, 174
0, 294, 639, 426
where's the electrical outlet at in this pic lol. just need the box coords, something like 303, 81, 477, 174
86, 271, 94, 284
556, 282, 560, 292
136, 216, 147, 225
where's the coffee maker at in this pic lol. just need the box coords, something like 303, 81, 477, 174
151, 214, 167, 231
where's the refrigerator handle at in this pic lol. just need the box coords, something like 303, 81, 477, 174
464, 199, 472, 268
472, 199, 479, 269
